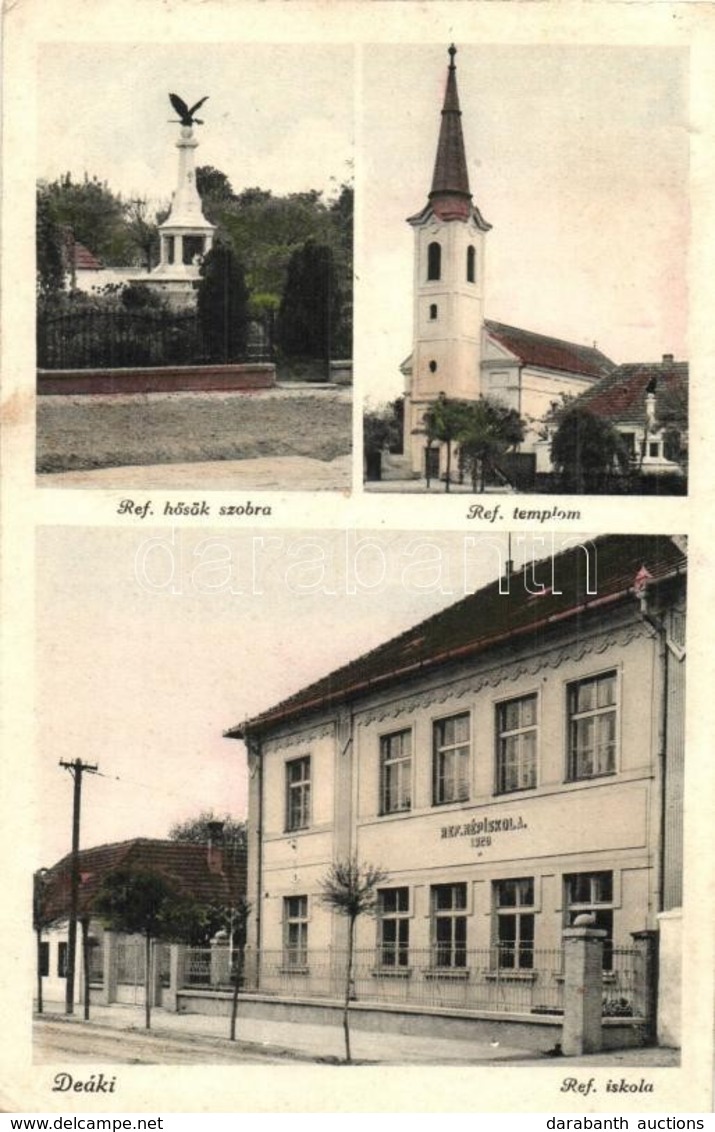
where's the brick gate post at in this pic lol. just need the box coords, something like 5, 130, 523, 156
562, 924, 606, 1055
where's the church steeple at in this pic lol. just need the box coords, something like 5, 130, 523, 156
403, 45, 491, 477
429, 44, 471, 208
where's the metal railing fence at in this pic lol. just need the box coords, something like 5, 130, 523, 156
179, 944, 647, 1019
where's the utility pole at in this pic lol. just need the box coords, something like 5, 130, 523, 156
59, 759, 97, 1014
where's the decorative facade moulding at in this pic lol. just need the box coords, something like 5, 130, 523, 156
262, 720, 334, 754
357, 623, 647, 728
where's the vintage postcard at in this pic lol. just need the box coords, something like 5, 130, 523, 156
1, 0, 714, 1118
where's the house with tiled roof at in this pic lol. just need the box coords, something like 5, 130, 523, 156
227, 534, 686, 1046
36, 832, 246, 1008
565, 356, 688, 476
395, 48, 686, 485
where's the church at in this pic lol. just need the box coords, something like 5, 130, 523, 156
398, 46, 686, 483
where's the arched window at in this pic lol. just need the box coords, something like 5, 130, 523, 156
427, 242, 441, 281
429, 304, 438, 321
466, 245, 476, 283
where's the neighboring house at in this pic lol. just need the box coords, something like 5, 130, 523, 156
35, 833, 246, 1007
227, 535, 686, 1042
397, 47, 686, 483
562, 356, 689, 476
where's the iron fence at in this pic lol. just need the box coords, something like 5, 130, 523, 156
37, 308, 274, 370
178, 944, 648, 1019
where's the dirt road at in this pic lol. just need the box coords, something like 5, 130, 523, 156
33, 1019, 296, 1065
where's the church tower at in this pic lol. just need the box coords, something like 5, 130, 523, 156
404, 45, 491, 477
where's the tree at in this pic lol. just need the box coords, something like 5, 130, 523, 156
168, 810, 247, 860
125, 198, 161, 273
36, 189, 66, 304
550, 406, 632, 492
423, 394, 472, 491
196, 242, 250, 363
319, 858, 389, 1064
278, 239, 342, 364
93, 868, 202, 1030
456, 398, 525, 492
38, 173, 137, 265
227, 897, 251, 1042
33, 869, 51, 1015
363, 400, 404, 481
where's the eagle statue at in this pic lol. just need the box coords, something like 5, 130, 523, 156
169, 93, 209, 126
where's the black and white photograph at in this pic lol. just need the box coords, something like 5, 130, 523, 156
360, 45, 689, 495
33, 531, 685, 1069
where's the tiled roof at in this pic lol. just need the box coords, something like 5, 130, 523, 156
38, 838, 246, 925
73, 241, 103, 271
230, 535, 686, 739
573, 360, 688, 428
485, 320, 615, 380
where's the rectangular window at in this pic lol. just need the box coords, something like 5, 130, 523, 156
431, 883, 467, 968
565, 871, 614, 969
494, 878, 535, 970
433, 713, 470, 804
283, 895, 308, 968
285, 756, 311, 831
57, 941, 68, 978
377, 887, 410, 968
39, 941, 49, 977
380, 729, 412, 814
567, 672, 617, 780
496, 694, 537, 793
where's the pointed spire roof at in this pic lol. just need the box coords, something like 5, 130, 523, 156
430, 44, 471, 199
408, 45, 491, 229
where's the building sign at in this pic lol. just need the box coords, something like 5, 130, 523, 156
440, 813, 528, 849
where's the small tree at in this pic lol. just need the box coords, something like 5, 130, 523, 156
456, 398, 525, 492
551, 406, 631, 493
93, 868, 202, 1030
278, 239, 342, 364
423, 395, 472, 491
197, 242, 250, 363
33, 870, 51, 1015
227, 897, 251, 1042
319, 858, 389, 1063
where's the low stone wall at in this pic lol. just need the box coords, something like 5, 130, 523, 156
173, 990, 643, 1053
37, 363, 276, 396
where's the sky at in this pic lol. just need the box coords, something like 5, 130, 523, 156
358, 43, 689, 403
37, 43, 354, 205
35, 527, 586, 867
36, 43, 688, 408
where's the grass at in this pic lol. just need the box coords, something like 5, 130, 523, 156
37, 390, 351, 473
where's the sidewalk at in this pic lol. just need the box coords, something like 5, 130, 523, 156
35, 1000, 680, 1066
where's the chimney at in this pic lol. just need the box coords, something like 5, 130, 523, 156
662, 353, 674, 365
206, 820, 224, 874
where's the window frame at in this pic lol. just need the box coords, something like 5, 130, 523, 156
466, 244, 476, 283
285, 754, 311, 832
430, 882, 468, 969
376, 886, 410, 969
432, 711, 471, 805
379, 728, 413, 815
427, 241, 441, 281
566, 669, 619, 782
564, 870, 615, 970
495, 692, 539, 795
493, 878, 536, 970
282, 894, 309, 969
57, 941, 68, 978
